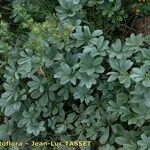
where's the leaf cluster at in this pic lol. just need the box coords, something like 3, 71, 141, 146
0, 0, 150, 150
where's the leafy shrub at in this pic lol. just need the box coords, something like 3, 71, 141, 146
0, 0, 150, 150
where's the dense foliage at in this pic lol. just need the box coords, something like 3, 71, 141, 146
0, 0, 150, 150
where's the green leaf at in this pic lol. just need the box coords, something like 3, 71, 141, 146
79, 54, 104, 75
130, 66, 147, 82
74, 86, 94, 104
39, 93, 49, 106
115, 137, 128, 145
123, 143, 137, 150
4, 104, 16, 116
54, 62, 78, 85
13, 101, 21, 110
84, 36, 108, 57
92, 30, 103, 37
137, 134, 150, 149
107, 72, 119, 82
17, 50, 32, 75
27, 121, 45, 136
66, 113, 76, 123
0, 124, 9, 140
100, 127, 109, 144
78, 73, 99, 88
73, 0, 80, 4
131, 66, 150, 87
125, 33, 144, 52
27, 76, 47, 93
108, 39, 132, 59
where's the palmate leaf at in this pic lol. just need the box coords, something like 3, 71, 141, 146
107, 72, 119, 82
114, 129, 138, 149
56, 0, 82, 20
4, 103, 20, 116
39, 93, 49, 106
5, 59, 20, 81
27, 75, 47, 93
107, 71, 131, 88
54, 112, 76, 133
18, 57, 32, 73
0, 81, 26, 114
118, 73, 131, 88
50, 99, 64, 116
137, 134, 150, 150
54, 62, 78, 85
55, 124, 66, 134
110, 39, 122, 56
107, 100, 123, 118
66, 113, 76, 124
78, 73, 99, 89
85, 120, 105, 140
130, 66, 147, 82
125, 33, 144, 52
44, 46, 63, 67
0, 124, 10, 140
17, 49, 33, 76
121, 102, 150, 127
99, 127, 109, 144
130, 65, 150, 87
0, 89, 15, 105
141, 47, 150, 66
109, 59, 133, 72
107, 59, 133, 87
74, 86, 94, 104
86, 127, 98, 140
73, 26, 103, 47
0, 82, 26, 103
79, 54, 104, 75
57, 86, 69, 100
108, 39, 132, 59
26, 121, 45, 136
18, 106, 40, 128
83, 36, 109, 57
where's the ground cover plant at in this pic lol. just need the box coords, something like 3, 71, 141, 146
0, 0, 150, 150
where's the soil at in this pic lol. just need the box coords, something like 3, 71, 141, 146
134, 16, 150, 35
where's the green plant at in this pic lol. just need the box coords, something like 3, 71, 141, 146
0, 0, 150, 150
138, 1, 150, 15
